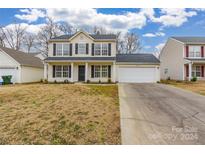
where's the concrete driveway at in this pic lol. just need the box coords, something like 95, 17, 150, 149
119, 83, 205, 144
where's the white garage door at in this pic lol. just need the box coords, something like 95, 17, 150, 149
0, 68, 18, 83
118, 66, 158, 83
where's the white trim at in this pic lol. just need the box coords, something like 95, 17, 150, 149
69, 31, 94, 41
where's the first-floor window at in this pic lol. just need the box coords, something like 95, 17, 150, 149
93, 65, 109, 78
102, 65, 108, 77
63, 66, 69, 77
192, 66, 201, 77
55, 66, 62, 77
94, 65, 101, 77
55, 65, 70, 78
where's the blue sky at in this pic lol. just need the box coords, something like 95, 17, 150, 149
0, 8, 205, 53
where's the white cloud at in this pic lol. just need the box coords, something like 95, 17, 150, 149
15, 9, 46, 23
45, 8, 150, 33
150, 9, 197, 27
13, 8, 198, 33
143, 32, 165, 37
5, 23, 45, 34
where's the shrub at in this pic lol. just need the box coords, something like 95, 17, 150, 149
107, 78, 112, 83
191, 76, 197, 82
98, 80, 101, 84
166, 77, 171, 80
54, 80, 57, 84
43, 79, 48, 84
2, 75, 12, 85
64, 79, 69, 84
87, 80, 90, 83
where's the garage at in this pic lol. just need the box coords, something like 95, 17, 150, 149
118, 66, 159, 83
0, 67, 18, 83
116, 54, 160, 83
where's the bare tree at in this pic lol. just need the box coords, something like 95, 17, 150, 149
58, 22, 74, 35
0, 30, 5, 46
23, 33, 36, 53
115, 31, 124, 54
93, 26, 108, 34
0, 23, 27, 50
123, 32, 141, 54
36, 17, 60, 54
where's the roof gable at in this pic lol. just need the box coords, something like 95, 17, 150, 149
0, 46, 43, 68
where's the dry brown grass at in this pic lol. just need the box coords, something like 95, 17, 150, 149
0, 83, 120, 144
160, 80, 205, 96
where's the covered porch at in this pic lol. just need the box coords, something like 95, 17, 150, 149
45, 61, 116, 83
184, 60, 205, 81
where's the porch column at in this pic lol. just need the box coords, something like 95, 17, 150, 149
112, 62, 116, 82
188, 62, 192, 81
43, 62, 47, 80
71, 62, 74, 82
85, 62, 88, 82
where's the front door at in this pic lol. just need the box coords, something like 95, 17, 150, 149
78, 65, 85, 81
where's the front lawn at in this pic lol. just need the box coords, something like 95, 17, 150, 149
0, 83, 120, 144
160, 80, 205, 96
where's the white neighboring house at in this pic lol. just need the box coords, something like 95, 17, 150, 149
160, 37, 205, 81
0, 46, 44, 83
44, 30, 160, 83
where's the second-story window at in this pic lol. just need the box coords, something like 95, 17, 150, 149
102, 44, 108, 55
78, 43, 86, 54
94, 43, 109, 56
56, 44, 63, 56
94, 44, 101, 55
56, 43, 69, 56
189, 46, 201, 57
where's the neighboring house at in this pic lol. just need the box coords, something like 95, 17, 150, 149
44, 30, 160, 83
0, 46, 44, 83
160, 37, 205, 81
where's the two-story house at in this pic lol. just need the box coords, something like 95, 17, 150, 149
160, 37, 205, 81
44, 30, 160, 83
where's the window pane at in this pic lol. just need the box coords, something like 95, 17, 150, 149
63, 44, 69, 56
63, 66, 69, 77
94, 65, 101, 78
56, 44, 62, 56
94, 44, 101, 55
189, 46, 201, 57
78, 43, 86, 54
55, 66, 62, 77
102, 44, 108, 55
102, 65, 108, 77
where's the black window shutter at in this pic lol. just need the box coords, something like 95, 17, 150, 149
69, 43, 72, 56
86, 43, 89, 54
53, 65, 56, 78
69, 65, 71, 78
92, 43, 94, 56
75, 43, 78, 54
108, 65, 111, 78
53, 43, 56, 56
91, 65, 94, 78
108, 43, 111, 56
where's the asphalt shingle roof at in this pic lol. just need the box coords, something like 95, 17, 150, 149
0, 46, 43, 68
172, 37, 205, 44
45, 57, 116, 61
116, 54, 160, 64
50, 34, 116, 40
